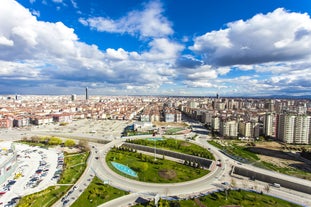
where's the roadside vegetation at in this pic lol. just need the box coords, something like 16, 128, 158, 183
127, 138, 214, 160
19, 135, 90, 149
132, 189, 300, 207
71, 176, 129, 207
16, 140, 90, 207
106, 146, 209, 183
208, 139, 311, 180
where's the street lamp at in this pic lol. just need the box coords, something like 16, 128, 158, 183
154, 139, 157, 161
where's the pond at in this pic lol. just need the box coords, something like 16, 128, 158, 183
111, 161, 138, 177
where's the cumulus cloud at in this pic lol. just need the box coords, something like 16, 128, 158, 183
0, 0, 181, 95
190, 8, 311, 66
79, 1, 173, 38
0, 36, 14, 46
141, 38, 184, 60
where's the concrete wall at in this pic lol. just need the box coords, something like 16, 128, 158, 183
233, 166, 311, 194
122, 143, 213, 169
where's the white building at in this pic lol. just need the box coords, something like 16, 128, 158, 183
264, 113, 277, 138
277, 114, 311, 144
220, 120, 238, 138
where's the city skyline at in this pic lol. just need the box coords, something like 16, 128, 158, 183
1, 0, 311, 96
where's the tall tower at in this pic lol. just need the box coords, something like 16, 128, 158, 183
85, 87, 89, 100
71, 94, 76, 101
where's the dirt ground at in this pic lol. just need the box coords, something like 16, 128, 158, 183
247, 141, 311, 173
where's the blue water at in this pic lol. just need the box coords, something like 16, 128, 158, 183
146, 137, 164, 141
111, 162, 138, 177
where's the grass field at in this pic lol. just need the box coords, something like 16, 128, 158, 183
164, 127, 185, 135
71, 176, 129, 207
133, 189, 300, 207
106, 147, 209, 183
127, 138, 214, 160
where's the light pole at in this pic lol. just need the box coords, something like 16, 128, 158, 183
154, 140, 157, 161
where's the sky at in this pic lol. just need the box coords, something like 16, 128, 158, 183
1, 0, 311, 97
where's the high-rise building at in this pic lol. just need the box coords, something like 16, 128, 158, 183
71, 94, 76, 101
293, 115, 310, 144
263, 113, 277, 138
85, 87, 89, 100
277, 114, 295, 143
211, 116, 220, 132
219, 119, 238, 138
239, 121, 252, 138
277, 114, 311, 144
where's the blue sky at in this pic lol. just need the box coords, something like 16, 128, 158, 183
1, 0, 311, 96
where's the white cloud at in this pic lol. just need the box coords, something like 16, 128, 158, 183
0, 36, 14, 46
142, 38, 184, 60
0, 0, 182, 95
190, 8, 311, 66
79, 1, 173, 38
106, 48, 129, 60
70, 0, 78, 9
79, 17, 117, 32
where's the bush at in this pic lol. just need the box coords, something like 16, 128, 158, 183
64, 139, 76, 147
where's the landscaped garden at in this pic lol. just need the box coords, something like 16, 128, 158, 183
127, 138, 214, 160
106, 146, 209, 183
71, 176, 129, 207
132, 189, 300, 207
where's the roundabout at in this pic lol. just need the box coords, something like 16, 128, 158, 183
92, 137, 226, 199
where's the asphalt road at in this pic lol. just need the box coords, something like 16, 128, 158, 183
2, 120, 311, 207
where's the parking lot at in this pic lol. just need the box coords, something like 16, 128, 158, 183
0, 143, 62, 207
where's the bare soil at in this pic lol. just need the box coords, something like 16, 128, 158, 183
158, 169, 177, 180
247, 141, 311, 173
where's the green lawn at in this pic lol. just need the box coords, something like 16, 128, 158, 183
71, 176, 129, 207
106, 147, 209, 183
127, 138, 214, 160
17, 186, 69, 207
133, 190, 301, 207
164, 128, 185, 135
60, 152, 89, 184
17, 152, 89, 207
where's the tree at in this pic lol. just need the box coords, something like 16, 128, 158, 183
79, 139, 90, 151
30, 135, 40, 143
22, 136, 28, 142
49, 137, 62, 145
142, 162, 149, 171
264, 184, 270, 193
230, 178, 237, 189
64, 139, 76, 147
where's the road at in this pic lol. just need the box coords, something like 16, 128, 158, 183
2, 119, 311, 207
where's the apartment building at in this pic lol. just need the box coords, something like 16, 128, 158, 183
219, 119, 238, 138
277, 114, 311, 144
263, 113, 277, 138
